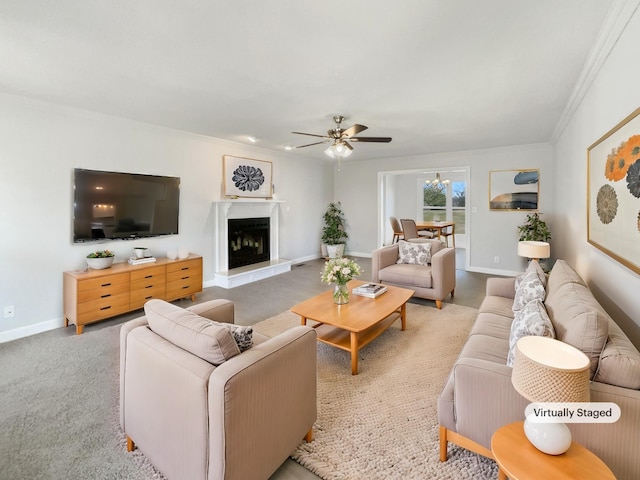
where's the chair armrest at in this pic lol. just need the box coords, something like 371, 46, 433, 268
372, 244, 399, 282
208, 326, 317, 480
485, 277, 516, 299
429, 247, 456, 297
187, 299, 235, 324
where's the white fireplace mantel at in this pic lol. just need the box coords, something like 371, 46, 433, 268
212, 200, 291, 288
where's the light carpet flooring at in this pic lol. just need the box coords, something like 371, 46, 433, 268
1, 250, 493, 479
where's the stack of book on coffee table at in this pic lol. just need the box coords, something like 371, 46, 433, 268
352, 283, 387, 298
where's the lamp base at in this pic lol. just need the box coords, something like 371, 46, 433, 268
523, 417, 572, 455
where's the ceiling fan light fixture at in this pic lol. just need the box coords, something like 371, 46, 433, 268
324, 141, 353, 159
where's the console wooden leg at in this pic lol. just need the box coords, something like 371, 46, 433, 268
439, 426, 448, 462
304, 428, 313, 442
75, 324, 84, 335
190, 294, 196, 301
64, 317, 69, 327
126, 436, 136, 452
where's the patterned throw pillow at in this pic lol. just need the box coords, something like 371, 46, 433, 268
507, 299, 555, 366
513, 261, 546, 312
213, 322, 254, 352
396, 240, 432, 266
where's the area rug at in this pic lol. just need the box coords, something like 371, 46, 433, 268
253, 302, 498, 480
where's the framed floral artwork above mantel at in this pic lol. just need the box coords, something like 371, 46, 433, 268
587, 107, 640, 275
223, 155, 272, 199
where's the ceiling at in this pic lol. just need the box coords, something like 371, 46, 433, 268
0, 0, 613, 162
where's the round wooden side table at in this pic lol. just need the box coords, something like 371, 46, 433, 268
491, 421, 616, 480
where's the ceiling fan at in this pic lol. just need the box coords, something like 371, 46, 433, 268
292, 115, 392, 158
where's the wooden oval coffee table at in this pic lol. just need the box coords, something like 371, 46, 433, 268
491, 421, 615, 480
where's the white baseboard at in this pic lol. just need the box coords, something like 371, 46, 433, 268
0, 317, 64, 343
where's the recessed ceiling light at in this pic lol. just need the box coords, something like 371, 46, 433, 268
284, 145, 293, 151
247, 136, 257, 143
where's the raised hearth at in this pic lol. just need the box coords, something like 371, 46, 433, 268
213, 200, 291, 288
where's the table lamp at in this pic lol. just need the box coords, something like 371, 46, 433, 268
511, 336, 590, 455
517, 241, 550, 262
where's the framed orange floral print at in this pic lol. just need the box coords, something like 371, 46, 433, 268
587, 107, 640, 274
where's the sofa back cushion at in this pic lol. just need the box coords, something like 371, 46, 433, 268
595, 320, 640, 389
544, 282, 609, 378
144, 299, 241, 365
545, 259, 587, 305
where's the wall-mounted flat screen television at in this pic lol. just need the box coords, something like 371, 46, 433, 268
73, 168, 180, 243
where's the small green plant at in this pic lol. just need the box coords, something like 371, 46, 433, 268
86, 249, 115, 258
517, 213, 551, 242
321, 201, 348, 245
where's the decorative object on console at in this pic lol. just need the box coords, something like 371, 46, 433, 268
517, 240, 550, 262
321, 201, 349, 258
511, 335, 590, 455
490, 169, 539, 210
223, 155, 272, 198
321, 257, 362, 305
167, 249, 177, 260
178, 247, 190, 259
133, 247, 148, 259
86, 250, 115, 270
587, 106, 640, 275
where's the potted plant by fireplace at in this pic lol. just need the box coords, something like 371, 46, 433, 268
321, 201, 348, 258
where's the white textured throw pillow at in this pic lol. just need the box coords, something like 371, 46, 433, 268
507, 299, 555, 366
396, 240, 432, 266
512, 261, 546, 312
214, 322, 253, 352
144, 299, 241, 365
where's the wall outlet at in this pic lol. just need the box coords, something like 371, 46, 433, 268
4, 305, 15, 318
494, 256, 500, 264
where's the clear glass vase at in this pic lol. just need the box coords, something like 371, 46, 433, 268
333, 282, 349, 304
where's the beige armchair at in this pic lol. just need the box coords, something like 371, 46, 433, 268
371, 239, 456, 309
120, 299, 317, 480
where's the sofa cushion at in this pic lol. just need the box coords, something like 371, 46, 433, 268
469, 311, 513, 341
479, 295, 516, 320
379, 263, 432, 288
594, 320, 640, 389
512, 262, 546, 312
396, 240, 432, 266
544, 282, 609, 378
545, 259, 587, 305
144, 299, 241, 365
507, 299, 555, 366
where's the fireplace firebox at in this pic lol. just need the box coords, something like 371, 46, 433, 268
228, 217, 270, 269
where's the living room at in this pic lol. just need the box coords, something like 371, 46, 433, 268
1, 1, 640, 479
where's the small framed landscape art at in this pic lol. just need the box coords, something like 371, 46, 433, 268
223, 155, 272, 199
587, 107, 640, 274
489, 169, 539, 210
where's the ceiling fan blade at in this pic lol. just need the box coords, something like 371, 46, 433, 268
343, 141, 353, 151
342, 124, 368, 138
295, 140, 330, 148
292, 131, 330, 139
350, 136, 392, 143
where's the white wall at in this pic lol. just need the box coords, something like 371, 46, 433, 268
553, 6, 640, 344
335, 143, 554, 274
0, 93, 332, 339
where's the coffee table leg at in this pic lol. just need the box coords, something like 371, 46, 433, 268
350, 331, 359, 375
400, 303, 407, 331
300, 315, 307, 326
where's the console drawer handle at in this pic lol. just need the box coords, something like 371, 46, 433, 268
181, 267, 189, 271
100, 305, 112, 311
145, 275, 153, 279
145, 295, 152, 300
182, 285, 189, 290
101, 294, 111, 298
181, 276, 189, 280
145, 285, 153, 289
101, 282, 112, 287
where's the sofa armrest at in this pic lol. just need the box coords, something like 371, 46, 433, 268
187, 299, 234, 324
451, 358, 527, 449
208, 326, 317, 480
119, 316, 150, 428
371, 244, 400, 283
485, 277, 516, 299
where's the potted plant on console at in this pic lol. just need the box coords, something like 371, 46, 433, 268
321, 201, 349, 259
86, 249, 115, 270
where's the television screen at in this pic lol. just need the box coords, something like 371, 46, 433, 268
73, 168, 180, 243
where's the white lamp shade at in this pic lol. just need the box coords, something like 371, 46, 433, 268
518, 241, 550, 260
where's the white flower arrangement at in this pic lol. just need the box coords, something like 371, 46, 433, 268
321, 257, 362, 285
